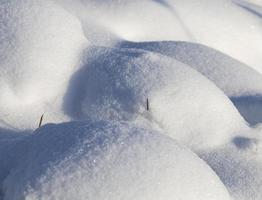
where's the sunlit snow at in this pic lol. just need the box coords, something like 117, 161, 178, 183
0, 0, 262, 200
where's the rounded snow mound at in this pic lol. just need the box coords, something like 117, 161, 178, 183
120, 41, 262, 98
0, 0, 88, 130
201, 124, 262, 200
1, 121, 231, 200
64, 47, 247, 151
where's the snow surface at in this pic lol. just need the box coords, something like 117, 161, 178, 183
1, 0, 262, 199
57, 0, 262, 71
64, 46, 247, 151
0, 0, 88, 130
119, 41, 262, 125
119, 41, 262, 98
234, 0, 262, 17
200, 125, 262, 200
0, 121, 232, 200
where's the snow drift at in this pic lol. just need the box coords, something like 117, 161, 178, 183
200, 125, 262, 200
0, 0, 88, 130
119, 41, 262, 125
57, 0, 262, 71
0, 121, 232, 200
64, 46, 247, 151
0, 1, 262, 200
120, 41, 262, 98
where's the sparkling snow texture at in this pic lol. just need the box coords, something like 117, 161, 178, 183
0, 0, 262, 200
1, 121, 232, 200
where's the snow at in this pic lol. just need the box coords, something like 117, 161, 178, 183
231, 96, 262, 125
119, 41, 262, 98
119, 41, 262, 125
1, 0, 262, 199
200, 125, 262, 200
234, 0, 262, 17
64, 46, 247, 151
0, 0, 88, 130
0, 121, 231, 200
57, 0, 262, 71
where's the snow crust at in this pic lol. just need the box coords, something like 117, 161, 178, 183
0, 121, 231, 200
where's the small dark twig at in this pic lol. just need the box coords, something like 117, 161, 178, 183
146, 98, 149, 111
38, 114, 44, 128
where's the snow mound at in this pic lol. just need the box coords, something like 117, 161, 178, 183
56, 0, 262, 71
119, 41, 262, 125
55, 0, 192, 45
119, 41, 262, 98
1, 121, 231, 200
64, 46, 247, 151
200, 125, 262, 200
0, 0, 88, 130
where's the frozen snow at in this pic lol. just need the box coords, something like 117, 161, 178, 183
119, 41, 262, 125
0, 121, 231, 200
0, 0, 88, 130
1, 0, 262, 199
57, 0, 262, 71
1, 0, 261, 129
231, 96, 262, 125
119, 41, 262, 98
64, 46, 247, 151
234, 0, 262, 17
200, 125, 262, 200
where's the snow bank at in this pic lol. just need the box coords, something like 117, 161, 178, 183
57, 0, 262, 71
64, 46, 247, 151
2, 0, 260, 130
120, 41, 262, 98
120, 41, 262, 125
0, 0, 88, 130
0, 121, 231, 200
200, 125, 262, 200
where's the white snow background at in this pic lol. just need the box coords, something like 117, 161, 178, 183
0, 0, 262, 199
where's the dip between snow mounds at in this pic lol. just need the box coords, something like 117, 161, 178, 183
0, 0, 88, 130
64, 46, 247, 151
200, 125, 262, 200
1, 121, 232, 200
56, 0, 262, 71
